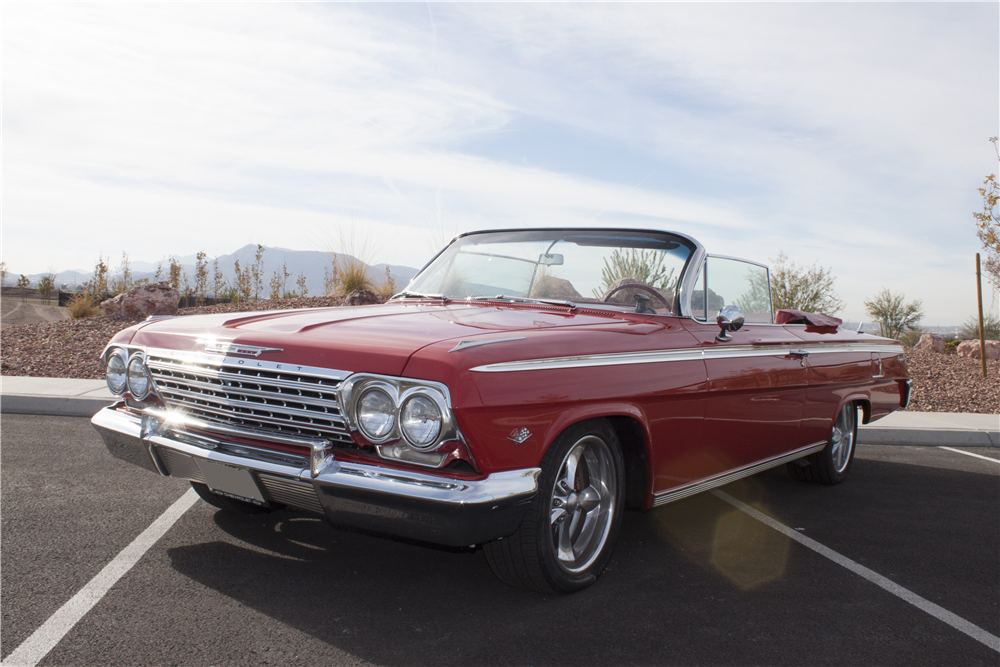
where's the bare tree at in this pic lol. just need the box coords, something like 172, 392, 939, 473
195, 251, 209, 305
296, 273, 309, 298
250, 244, 266, 301
212, 257, 225, 300
269, 270, 282, 300
110, 252, 134, 295
864, 289, 924, 340
975, 137, 1000, 290
1, 262, 7, 288
168, 257, 183, 291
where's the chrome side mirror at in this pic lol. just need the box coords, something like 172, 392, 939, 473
716, 305, 745, 342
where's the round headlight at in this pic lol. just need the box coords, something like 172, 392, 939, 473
358, 388, 395, 440
400, 394, 442, 449
106, 352, 127, 395
127, 356, 150, 399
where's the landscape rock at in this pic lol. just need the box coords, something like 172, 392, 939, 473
956, 339, 1000, 361
346, 289, 380, 306
913, 333, 946, 354
100, 282, 179, 320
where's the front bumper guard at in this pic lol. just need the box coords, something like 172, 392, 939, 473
92, 405, 539, 547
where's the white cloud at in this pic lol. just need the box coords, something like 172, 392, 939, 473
2, 2, 997, 324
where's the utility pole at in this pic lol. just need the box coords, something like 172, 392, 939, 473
976, 254, 987, 379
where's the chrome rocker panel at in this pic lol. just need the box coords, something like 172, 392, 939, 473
92, 405, 540, 547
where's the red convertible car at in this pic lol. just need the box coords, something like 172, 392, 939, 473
92, 228, 910, 593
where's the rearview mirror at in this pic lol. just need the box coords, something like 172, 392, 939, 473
539, 253, 564, 266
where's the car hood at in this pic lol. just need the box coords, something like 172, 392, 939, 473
127, 302, 640, 377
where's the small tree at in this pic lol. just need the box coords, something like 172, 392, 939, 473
88, 254, 110, 304
233, 259, 252, 306
110, 252, 133, 295
16, 274, 30, 302
323, 265, 338, 296
194, 251, 209, 305
154, 259, 165, 283
296, 273, 309, 298
864, 289, 924, 340
168, 257, 183, 291
974, 137, 1000, 290
1, 261, 7, 288
250, 244, 266, 301
212, 257, 225, 300
37, 275, 55, 304
269, 270, 282, 300
762, 251, 844, 315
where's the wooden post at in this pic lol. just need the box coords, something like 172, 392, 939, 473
976, 253, 987, 379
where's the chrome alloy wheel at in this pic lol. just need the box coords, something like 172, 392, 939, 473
549, 435, 617, 574
830, 404, 857, 474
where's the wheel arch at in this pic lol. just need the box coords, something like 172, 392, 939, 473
539, 404, 652, 512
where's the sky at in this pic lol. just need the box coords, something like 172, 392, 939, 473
2, 2, 998, 326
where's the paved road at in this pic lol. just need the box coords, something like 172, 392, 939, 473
2, 414, 998, 666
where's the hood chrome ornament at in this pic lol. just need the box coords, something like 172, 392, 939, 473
201, 342, 283, 357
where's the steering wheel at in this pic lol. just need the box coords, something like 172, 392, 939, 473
602, 282, 672, 313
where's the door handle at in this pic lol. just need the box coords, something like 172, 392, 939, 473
789, 349, 810, 367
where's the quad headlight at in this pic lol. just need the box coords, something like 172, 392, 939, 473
105, 351, 127, 395
400, 394, 441, 447
357, 387, 396, 440
344, 375, 456, 454
127, 355, 151, 400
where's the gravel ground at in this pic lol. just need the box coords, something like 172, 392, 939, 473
2, 298, 997, 414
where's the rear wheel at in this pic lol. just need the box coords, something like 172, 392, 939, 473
787, 403, 858, 485
190, 481, 272, 514
484, 419, 625, 594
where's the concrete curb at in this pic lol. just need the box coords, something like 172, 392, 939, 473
1, 394, 113, 418
858, 428, 999, 448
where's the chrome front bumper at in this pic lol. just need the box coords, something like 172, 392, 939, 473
92, 405, 539, 547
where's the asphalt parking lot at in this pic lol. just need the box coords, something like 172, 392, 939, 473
2, 414, 998, 666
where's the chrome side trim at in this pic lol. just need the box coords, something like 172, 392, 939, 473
449, 337, 526, 353
471, 343, 906, 373
652, 441, 827, 507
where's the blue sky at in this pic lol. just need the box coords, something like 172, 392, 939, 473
2, 2, 997, 325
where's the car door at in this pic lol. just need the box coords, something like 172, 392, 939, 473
682, 256, 810, 473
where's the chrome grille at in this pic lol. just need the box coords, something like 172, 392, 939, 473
146, 352, 352, 443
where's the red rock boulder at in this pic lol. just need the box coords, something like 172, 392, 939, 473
956, 339, 1000, 361
101, 282, 179, 320
913, 333, 946, 354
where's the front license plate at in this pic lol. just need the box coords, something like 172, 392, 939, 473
196, 459, 268, 506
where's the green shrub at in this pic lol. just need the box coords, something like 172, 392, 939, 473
945, 339, 962, 354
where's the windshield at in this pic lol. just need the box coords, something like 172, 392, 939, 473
401, 229, 695, 313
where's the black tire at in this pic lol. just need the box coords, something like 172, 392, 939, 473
786, 403, 858, 485
484, 419, 625, 594
190, 481, 272, 514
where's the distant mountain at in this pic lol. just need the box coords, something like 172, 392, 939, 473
14, 245, 420, 296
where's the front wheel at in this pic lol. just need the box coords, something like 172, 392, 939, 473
787, 403, 858, 485
484, 419, 625, 594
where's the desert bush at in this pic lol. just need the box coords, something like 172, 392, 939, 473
68, 292, 101, 318
593, 249, 676, 298
375, 265, 396, 296
945, 339, 962, 354
897, 328, 926, 347
319, 220, 379, 294
959, 313, 1000, 340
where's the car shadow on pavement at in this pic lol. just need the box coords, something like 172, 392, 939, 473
164, 454, 998, 666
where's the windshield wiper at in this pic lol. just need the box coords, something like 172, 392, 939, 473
469, 295, 577, 310
391, 291, 450, 302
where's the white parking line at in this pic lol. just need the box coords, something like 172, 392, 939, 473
2, 489, 199, 667
938, 446, 1000, 464
712, 489, 1000, 654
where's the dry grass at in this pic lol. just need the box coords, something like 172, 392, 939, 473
67, 293, 101, 319
318, 219, 382, 294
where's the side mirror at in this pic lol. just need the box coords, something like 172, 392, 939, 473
716, 305, 745, 342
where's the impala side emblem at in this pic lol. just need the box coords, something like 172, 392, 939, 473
203, 342, 283, 357
507, 428, 531, 444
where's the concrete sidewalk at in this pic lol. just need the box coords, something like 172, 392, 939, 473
1, 376, 997, 447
